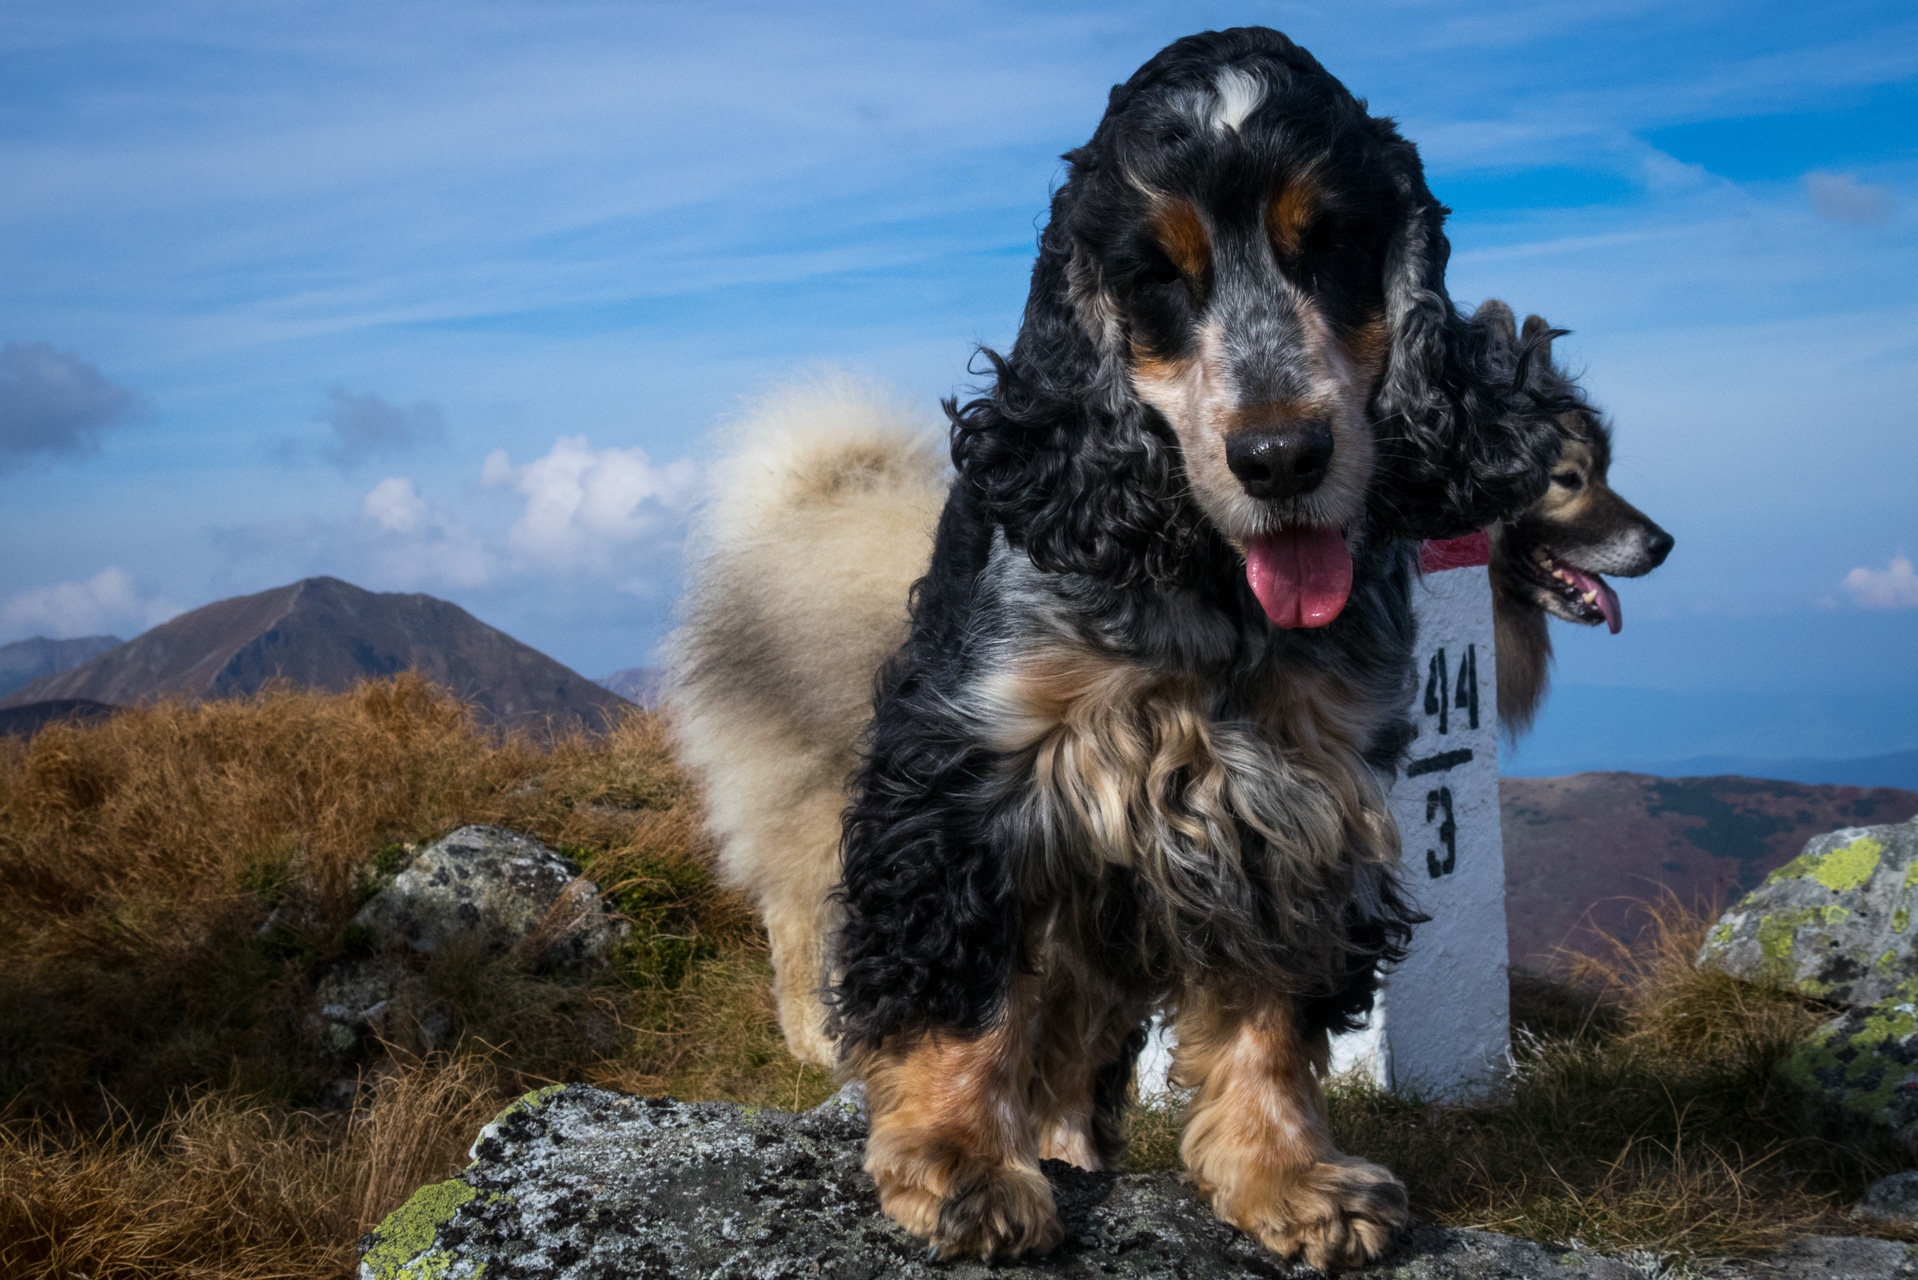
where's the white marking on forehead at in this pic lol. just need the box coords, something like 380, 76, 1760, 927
1209, 67, 1265, 134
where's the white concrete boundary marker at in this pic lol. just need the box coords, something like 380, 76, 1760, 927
1138, 533, 1512, 1103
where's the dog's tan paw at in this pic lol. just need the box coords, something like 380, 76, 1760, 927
1212, 1155, 1409, 1272
872, 1153, 1061, 1262
931, 1161, 1062, 1261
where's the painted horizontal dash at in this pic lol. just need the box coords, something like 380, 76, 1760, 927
1406, 748, 1474, 777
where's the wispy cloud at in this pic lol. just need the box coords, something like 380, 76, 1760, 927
320, 388, 445, 465
0, 567, 179, 641
0, 342, 143, 470
1804, 171, 1895, 224
1843, 555, 1918, 609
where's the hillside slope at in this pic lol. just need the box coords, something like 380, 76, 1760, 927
1500, 772, 1918, 969
0, 577, 630, 730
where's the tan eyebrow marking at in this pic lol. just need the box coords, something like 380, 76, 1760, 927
1150, 198, 1211, 280
1267, 174, 1321, 258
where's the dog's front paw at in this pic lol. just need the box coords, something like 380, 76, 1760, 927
1212, 1155, 1409, 1271
872, 1153, 1061, 1261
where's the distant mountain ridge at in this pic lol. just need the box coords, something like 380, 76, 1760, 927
0, 577, 631, 731
1605, 749, 1918, 792
0, 635, 123, 697
1500, 771, 1918, 970
595, 667, 662, 707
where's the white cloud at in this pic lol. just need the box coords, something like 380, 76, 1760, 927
362, 475, 432, 534
483, 436, 699, 570
1804, 171, 1895, 225
1, 567, 180, 640
1843, 555, 1918, 609
356, 476, 495, 588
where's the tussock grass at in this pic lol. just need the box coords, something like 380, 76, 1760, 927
0, 677, 780, 1278
1124, 906, 1902, 1257
0, 681, 1901, 1274
0, 1055, 503, 1280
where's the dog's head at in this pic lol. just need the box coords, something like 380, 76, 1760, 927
1486, 308, 1674, 635
951, 27, 1567, 628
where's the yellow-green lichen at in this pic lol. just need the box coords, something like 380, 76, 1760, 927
1896, 907, 1911, 935
482, 1082, 568, 1133
361, 1179, 480, 1280
1781, 1001, 1918, 1128
1706, 922, 1734, 950
1770, 836, 1886, 892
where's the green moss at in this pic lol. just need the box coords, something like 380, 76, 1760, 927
360, 1179, 479, 1280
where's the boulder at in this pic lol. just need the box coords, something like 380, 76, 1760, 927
349, 825, 627, 968
316, 826, 627, 1056
356, 1084, 1906, 1280
1779, 1000, 1918, 1152
1855, 1171, 1918, 1232
1698, 817, 1918, 1008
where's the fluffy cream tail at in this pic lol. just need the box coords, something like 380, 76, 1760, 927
665, 375, 946, 1065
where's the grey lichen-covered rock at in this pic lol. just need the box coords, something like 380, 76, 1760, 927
361, 1084, 1879, 1280
1740, 1235, 1918, 1279
350, 825, 628, 967
1780, 1000, 1918, 1151
1854, 1171, 1918, 1232
1698, 817, 1918, 1007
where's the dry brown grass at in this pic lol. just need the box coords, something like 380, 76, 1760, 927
1124, 905, 1902, 1258
1, 683, 1899, 1273
0, 1055, 505, 1280
0, 678, 788, 1278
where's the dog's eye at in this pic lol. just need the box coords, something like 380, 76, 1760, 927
1136, 249, 1184, 288
1551, 471, 1583, 490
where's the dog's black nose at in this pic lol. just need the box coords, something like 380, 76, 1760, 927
1646, 526, 1675, 568
1225, 423, 1334, 500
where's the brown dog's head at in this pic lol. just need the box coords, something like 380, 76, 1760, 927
1491, 311, 1672, 634
1483, 305, 1672, 733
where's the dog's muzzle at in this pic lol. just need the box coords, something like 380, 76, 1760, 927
1225, 422, 1333, 500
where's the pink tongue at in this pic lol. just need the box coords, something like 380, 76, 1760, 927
1245, 528, 1353, 628
1562, 565, 1623, 634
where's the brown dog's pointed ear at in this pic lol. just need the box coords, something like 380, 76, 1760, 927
1521, 314, 1552, 347
1479, 299, 1518, 347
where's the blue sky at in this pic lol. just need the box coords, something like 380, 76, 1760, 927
2, 0, 1914, 770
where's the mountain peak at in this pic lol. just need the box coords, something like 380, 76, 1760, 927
0, 579, 630, 729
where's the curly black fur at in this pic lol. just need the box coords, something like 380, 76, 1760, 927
832, 27, 1563, 1056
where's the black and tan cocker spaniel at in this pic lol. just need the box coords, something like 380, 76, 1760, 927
671, 27, 1577, 1269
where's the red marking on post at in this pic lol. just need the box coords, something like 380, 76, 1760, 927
1419, 530, 1491, 573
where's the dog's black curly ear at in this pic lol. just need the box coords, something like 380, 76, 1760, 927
1367, 152, 1565, 541
947, 180, 1203, 588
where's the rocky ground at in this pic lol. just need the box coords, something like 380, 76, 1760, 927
359, 1084, 1918, 1280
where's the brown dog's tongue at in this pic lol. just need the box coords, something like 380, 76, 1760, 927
1245, 528, 1352, 628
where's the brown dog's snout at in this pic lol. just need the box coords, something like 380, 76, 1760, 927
1225, 421, 1333, 500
